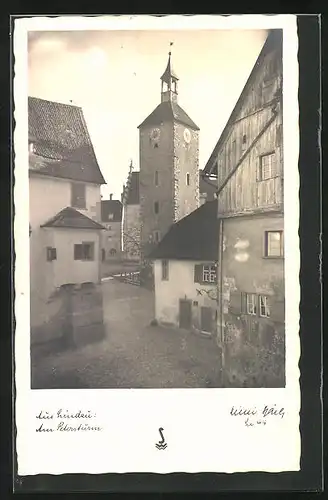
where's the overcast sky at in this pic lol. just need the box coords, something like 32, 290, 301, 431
28, 29, 268, 199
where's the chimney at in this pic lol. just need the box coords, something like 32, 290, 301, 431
110, 193, 113, 200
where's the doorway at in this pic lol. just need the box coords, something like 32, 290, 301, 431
201, 306, 213, 333
179, 299, 192, 329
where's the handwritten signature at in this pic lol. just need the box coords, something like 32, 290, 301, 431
230, 404, 285, 427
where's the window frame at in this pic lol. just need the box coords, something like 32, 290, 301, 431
202, 264, 217, 283
264, 230, 284, 258
153, 230, 161, 244
74, 241, 95, 261
259, 295, 270, 318
161, 259, 169, 281
71, 182, 86, 209
155, 170, 159, 186
46, 247, 57, 262
246, 293, 257, 316
258, 152, 277, 182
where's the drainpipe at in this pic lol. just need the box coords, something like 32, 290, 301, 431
217, 218, 225, 386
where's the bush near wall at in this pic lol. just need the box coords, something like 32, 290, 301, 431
222, 315, 285, 388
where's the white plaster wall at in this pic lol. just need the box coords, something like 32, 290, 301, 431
154, 259, 217, 329
52, 229, 100, 288
29, 174, 102, 327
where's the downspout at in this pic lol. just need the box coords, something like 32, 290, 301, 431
217, 217, 225, 386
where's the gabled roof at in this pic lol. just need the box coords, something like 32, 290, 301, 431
203, 29, 282, 178
101, 199, 123, 222
138, 101, 199, 131
149, 200, 219, 261
28, 97, 106, 185
41, 207, 105, 230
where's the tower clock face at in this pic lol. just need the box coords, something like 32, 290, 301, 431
184, 128, 191, 143
150, 128, 160, 141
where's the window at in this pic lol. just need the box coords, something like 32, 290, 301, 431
264, 230, 284, 257
154, 142, 159, 148
74, 242, 94, 261
153, 230, 161, 244
186, 173, 190, 186
107, 225, 112, 231
202, 265, 216, 283
231, 140, 236, 165
258, 152, 276, 181
108, 213, 114, 221
242, 134, 247, 151
71, 183, 86, 209
162, 259, 169, 280
110, 248, 117, 256
155, 171, 159, 186
246, 293, 257, 315
194, 263, 217, 284
154, 201, 159, 214
259, 295, 270, 318
46, 247, 57, 261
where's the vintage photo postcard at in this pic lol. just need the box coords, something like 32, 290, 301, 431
14, 14, 301, 476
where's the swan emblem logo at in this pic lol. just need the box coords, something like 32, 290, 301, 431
155, 427, 167, 450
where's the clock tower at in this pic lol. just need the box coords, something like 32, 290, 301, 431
138, 51, 200, 261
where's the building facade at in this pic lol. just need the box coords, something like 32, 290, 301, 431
150, 200, 219, 335
100, 196, 123, 260
204, 29, 285, 387
28, 97, 106, 331
137, 52, 200, 260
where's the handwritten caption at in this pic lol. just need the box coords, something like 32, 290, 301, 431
230, 404, 285, 427
35, 409, 102, 433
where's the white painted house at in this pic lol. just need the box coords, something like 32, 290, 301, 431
150, 200, 219, 335
28, 97, 106, 329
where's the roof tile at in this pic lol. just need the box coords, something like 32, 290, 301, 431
41, 206, 105, 230
29, 97, 106, 185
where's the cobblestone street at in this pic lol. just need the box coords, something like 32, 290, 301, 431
31, 281, 222, 389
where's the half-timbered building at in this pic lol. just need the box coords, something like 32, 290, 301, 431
203, 29, 285, 387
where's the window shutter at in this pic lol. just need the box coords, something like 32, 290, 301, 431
194, 264, 202, 283
74, 244, 82, 260
229, 290, 242, 315
270, 298, 285, 323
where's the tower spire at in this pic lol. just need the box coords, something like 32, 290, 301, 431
160, 43, 179, 103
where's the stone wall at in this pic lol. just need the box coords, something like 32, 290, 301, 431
31, 283, 105, 353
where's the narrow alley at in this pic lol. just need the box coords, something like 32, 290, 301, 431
31, 280, 222, 389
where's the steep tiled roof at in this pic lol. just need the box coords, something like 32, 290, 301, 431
101, 199, 123, 222
149, 200, 219, 261
28, 97, 106, 185
41, 207, 105, 230
138, 101, 199, 131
